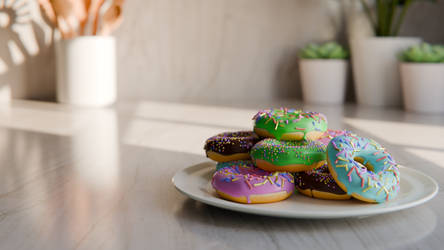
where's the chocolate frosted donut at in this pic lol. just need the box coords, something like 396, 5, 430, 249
204, 131, 260, 162
294, 163, 351, 200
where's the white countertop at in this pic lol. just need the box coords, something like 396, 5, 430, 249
0, 99, 442, 250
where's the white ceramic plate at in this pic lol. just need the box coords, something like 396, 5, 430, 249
173, 162, 439, 219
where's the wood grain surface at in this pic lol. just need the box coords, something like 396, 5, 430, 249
0, 99, 442, 249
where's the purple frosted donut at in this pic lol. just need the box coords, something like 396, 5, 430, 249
211, 160, 295, 204
204, 131, 260, 162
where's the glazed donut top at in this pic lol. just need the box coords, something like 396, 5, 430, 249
204, 131, 259, 155
212, 160, 294, 198
327, 135, 400, 202
251, 138, 326, 166
252, 108, 327, 140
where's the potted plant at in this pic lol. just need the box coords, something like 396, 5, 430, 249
298, 42, 349, 105
39, 0, 124, 107
350, 0, 436, 107
400, 43, 444, 113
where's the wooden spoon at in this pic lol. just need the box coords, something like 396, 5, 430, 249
39, 0, 74, 38
78, 0, 91, 35
90, 0, 105, 35
49, 0, 77, 38
100, 0, 124, 35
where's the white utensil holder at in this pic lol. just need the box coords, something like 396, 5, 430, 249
55, 36, 116, 107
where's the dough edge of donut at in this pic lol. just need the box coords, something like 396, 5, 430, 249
206, 151, 251, 162
254, 127, 304, 140
254, 127, 324, 141
297, 188, 351, 200
254, 159, 326, 172
305, 131, 325, 141
216, 190, 294, 204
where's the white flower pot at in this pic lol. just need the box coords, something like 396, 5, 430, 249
400, 63, 444, 114
299, 59, 347, 105
55, 36, 116, 107
350, 37, 421, 107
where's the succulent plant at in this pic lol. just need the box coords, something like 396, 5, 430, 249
299, 42, 349, 60
401, 43, 444, 63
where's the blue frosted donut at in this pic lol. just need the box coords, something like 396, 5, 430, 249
326, 134, 400, 203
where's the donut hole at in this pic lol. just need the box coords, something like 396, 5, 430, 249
353, 156, 374, 172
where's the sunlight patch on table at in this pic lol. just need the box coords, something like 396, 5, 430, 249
0, 101, 117, 136
404, 148, 444, 169
344, 118, 444, 150
132, 101, 256, 129
123, 118, 232, 155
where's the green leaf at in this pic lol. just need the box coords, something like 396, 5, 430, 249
299, 41, 348, 59
300, 48, 318, 59
421, 43, 433, 53
409, 47, 423, 62
433, 45, 444, 57
319, 42, 336, 58
423, 52, 441, 63
329, 47, 349, 59
401, 43, 444, 63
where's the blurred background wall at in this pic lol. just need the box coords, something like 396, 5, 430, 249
0, 0, 443, 103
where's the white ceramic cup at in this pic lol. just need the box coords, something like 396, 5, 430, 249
55, 36, 116, 107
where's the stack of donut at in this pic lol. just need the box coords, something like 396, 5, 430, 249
204, 108, 400, 204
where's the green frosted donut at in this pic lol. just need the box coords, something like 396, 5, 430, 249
252, 108, 327, 141
250, 138, 327, 172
